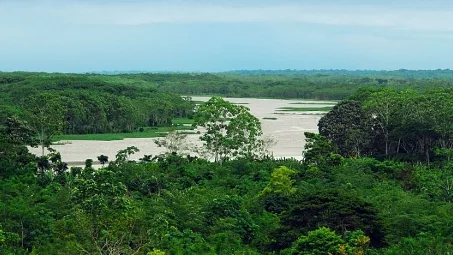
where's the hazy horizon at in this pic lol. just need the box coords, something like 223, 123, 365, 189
1, 0, 452, 72
2, 68, 453, 75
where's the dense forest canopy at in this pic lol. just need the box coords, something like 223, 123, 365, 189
89, 69, 453, 79
106, 70, 453, 100
2, 71, 453, 254
318, 87, 453, 162
2, 70, 453, 102
0, 73, 194, 135
225, 69, 453, 78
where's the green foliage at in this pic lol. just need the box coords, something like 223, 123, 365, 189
275, 189, 384, 250
195, 97, 265, 161
319, 100, 370, 157
4, 77, 453, 254
303, 132, 342, 167
287, 227, 345, 255
24, 93, 66, 156
0, 73, 195, 137
147, 249, 167, 255
319, 88, 453, 163
0, 223, 20, 246
260, 166, 296, 197
0, 116, 36, 177
115, 146, 140, 164
162, 228, 212, 254
1, 146, 453, 254
0, 226, 4, 245
384, 233, 453, 255
94, 70, 453, 100
283, 228, 372, 255
344, 230, 371, 254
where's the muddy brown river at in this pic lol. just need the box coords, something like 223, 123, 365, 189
28, 97, 334, 166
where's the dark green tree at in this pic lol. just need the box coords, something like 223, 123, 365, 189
97, 154, 109, 166
303, 132, 341, 167
318, 100, 370, 157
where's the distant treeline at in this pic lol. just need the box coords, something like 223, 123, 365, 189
2, 70, 453, 102
98, 71, 453, 100
89, 69, 453, 79
0, 73, 194, 135
225, 69, 453, 79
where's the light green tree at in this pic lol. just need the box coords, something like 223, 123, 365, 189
147, 249, 166, 255
260, 166, 296, 197
287, 227, 344, 255
0, 225, 5, 246
195, 97, 264, 162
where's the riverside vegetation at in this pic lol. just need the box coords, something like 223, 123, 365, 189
1, 71, 453, 254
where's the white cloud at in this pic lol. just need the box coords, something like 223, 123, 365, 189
1, 1, 452, 32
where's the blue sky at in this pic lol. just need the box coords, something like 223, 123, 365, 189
0, 0, 452, 72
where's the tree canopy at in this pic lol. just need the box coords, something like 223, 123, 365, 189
195, 97, 265, 161
2, 71, 453, 254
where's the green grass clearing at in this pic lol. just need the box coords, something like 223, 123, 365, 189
172, 118, 195, 125
54, 126, 195, 141
276, 106, 333, 112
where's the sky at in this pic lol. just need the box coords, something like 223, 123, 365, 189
0, 0, 452, 72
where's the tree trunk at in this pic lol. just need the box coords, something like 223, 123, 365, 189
21, 220, 24, 248
385, 133, 389, 157
397, 137, 401, 154
41, 125, 45, 156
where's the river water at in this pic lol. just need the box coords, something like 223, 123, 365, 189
28, 97, 334, 165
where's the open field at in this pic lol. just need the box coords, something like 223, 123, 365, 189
28, 97, 333, 165
171, 118, 195, 125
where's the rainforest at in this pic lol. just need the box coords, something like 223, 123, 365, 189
2, 70, 453, 254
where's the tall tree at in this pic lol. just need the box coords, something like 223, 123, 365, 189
363, 89, 400, 157
195, 97, 264, 162
318, 100, 369, 157
0, 116, 37, 176
25, 93, 66, 156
